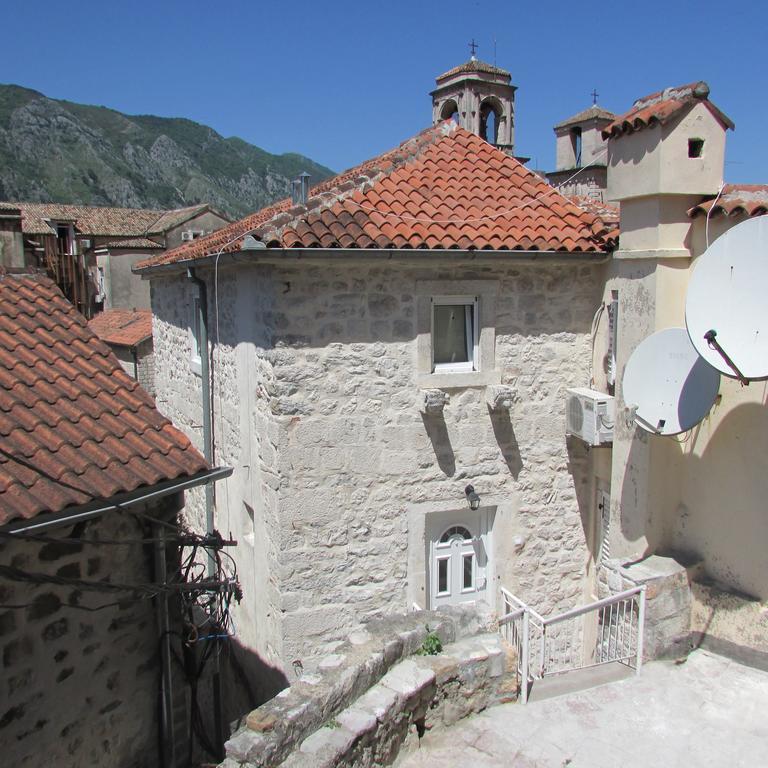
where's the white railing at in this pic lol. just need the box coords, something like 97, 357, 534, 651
499, 585, 646, 704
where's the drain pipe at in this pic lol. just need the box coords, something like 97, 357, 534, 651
186, 267, 215, 577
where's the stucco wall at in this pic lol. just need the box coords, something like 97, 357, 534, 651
101, 250, 154, 310
151, 257, 605, 669
607, 103, 725, 202
597, 195, 768, 600
165, 211, 230, 251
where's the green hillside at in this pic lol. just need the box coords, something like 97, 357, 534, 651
0, 84, 334, 218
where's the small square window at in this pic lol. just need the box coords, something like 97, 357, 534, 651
688, 138, 704, 158
432, 296, 479, 373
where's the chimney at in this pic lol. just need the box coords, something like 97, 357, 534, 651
299, 172, 311, 205
604, 81, 732, 257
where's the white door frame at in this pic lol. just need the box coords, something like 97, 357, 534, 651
426, 507, 494, 609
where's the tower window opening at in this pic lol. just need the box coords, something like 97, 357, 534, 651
688, 138, 704, 158
479, 101, 500, 144
571, 127, 582, 167
440, 99, 460, 125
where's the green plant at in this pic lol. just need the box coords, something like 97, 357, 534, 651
416, 625, 443, 656
326, 718, 341, 730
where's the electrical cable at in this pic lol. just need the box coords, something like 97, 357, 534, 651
705, 182, 725, 250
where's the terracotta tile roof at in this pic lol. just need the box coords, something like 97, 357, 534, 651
0, 202, 220, 238
0, 274, 206, 526
436, 58, 511, 82
568, 196, 620, 228
602, 81, 734, 139
688, 185, 768, 219
100, 237, 164, 250
88, 309, 153, 347
136, 123, 615, 271
554, 105, 615, 130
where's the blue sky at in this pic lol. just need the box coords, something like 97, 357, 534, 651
2, 1, 766, 182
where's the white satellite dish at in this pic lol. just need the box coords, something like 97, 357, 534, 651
623, 328, 720, 436
686, 215, 768, 382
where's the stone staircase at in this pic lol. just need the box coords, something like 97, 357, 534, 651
221, 606, 519, 768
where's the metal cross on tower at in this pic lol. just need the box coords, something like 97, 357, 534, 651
469, 39, 478, 58
591, 88, 599, 105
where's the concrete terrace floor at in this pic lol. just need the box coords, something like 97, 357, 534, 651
396, 650, 768, 768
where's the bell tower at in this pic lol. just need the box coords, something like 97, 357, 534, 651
430, 42, 516, 154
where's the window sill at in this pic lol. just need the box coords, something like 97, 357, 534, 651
417, 370, 501, 389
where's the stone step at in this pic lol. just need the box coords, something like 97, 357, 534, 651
526, 660, 634, 703
277, 632, 518, 768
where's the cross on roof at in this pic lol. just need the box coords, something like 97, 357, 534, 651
591, 88, 599, 105
469, 39, 478, 58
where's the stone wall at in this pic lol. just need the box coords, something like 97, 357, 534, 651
0, 512, 163, 767
222, 604, 517, 768
111, 338, 155, 397
150, 256, 604, 671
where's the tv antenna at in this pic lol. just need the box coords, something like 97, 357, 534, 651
622, 328, 720, 436
686, 215, 768, 383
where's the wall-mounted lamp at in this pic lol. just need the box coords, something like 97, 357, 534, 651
465, 484, 481, 510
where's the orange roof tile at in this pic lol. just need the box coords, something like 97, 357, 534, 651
136, 123, 615, 271
88, 309, 153, 347
0, 274, 206, 526
602, 81, 734, 139
688, 185, 768, 219
568, 196, 620, 228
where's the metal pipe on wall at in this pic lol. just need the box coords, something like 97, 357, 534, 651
186, 268, 215, 577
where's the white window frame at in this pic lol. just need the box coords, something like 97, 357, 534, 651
431, 295, 479, 374
189, 289, 202, 376
416, 280, 498, 388
461, 551, 476, 593
435, 554, 451, 596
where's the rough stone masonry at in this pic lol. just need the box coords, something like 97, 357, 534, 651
151, 256, 604, 673
0, 514, 161, 768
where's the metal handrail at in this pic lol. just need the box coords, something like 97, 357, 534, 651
498, 607, 525, 625
500, 587, 545, 624
542, 585, 645, 627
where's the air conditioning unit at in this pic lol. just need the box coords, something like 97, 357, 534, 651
565, 387, 614, 446
181, 231, 194, 241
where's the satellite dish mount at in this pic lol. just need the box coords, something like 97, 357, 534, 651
703, 329, 750, 386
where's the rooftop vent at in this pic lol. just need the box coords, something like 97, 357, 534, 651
291, 172, 311, 205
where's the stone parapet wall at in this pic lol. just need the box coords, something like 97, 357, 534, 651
222, 604, 517, 768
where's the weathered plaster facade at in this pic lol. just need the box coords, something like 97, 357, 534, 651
151, 257, 606, 669
593, 89, 768, 612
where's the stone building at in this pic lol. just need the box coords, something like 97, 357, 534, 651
0, 271, 222, 766
0, 201, 229, 317
546, 104, 615, 200
88, 308, 155, 395
137, 121, 616, 671
430, 55, 516, 154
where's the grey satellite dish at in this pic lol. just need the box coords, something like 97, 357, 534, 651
623, 328, 720, 436
686, 215, 768, 382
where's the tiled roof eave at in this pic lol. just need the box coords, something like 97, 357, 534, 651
136, 245, 612, 276
2, 466, 232, 533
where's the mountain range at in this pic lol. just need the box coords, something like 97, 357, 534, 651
0, 84, 335, 220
